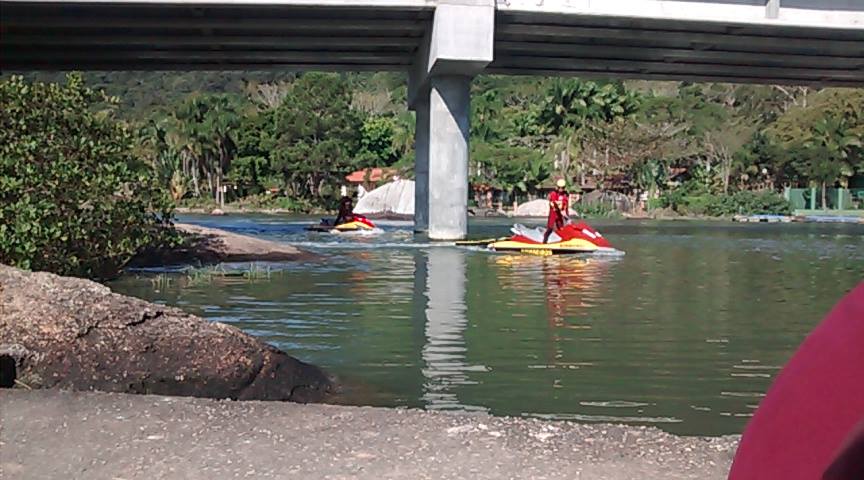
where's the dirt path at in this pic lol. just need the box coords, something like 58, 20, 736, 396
1, 390, 737, 480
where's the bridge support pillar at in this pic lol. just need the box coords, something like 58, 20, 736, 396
408, 0, 493, 240
427, 75, 471, 240
413, 94, 430, 233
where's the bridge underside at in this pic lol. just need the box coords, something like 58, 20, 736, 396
2, 2, 862, 86
0, 3, 432, 71
490, 11, 864, 87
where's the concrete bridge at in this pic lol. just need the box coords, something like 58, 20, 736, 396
2, 0, 863, 239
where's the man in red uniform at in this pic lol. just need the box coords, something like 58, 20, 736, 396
543, 178, 570, 243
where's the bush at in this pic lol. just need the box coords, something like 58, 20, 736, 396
576, 202, 623, 218
660, 190, 791, 217
657, 180, 709, 211
716, 190, 792, 216
177, 196, 219, 210
231, 194, 317, 212
0, 75, 175, 279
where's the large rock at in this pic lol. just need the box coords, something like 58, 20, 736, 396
354, 179, 414, 218
133, 223, 313, 267
0, 264, 333, 402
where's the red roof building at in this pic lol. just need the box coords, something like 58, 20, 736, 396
345, 168, 398, 184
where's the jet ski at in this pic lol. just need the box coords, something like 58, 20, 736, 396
457, 222, 618, 255
305, 215, 376, 232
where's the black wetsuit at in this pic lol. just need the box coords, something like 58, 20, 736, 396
334, 196, 354, 225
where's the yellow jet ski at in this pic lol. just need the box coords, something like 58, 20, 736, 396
457, 222, 618, 255
306, 215, 376, 232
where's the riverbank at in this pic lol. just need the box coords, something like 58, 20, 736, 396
1, 389, 738, 480
175, 206, 327, 215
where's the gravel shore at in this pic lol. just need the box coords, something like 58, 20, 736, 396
1, 390, 738, 480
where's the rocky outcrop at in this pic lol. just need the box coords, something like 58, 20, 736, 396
354, 179, 414, 217
0, 264, 333, 402
134, 223, 313, 267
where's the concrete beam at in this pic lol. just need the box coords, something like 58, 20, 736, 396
0, 0, 433, 7
494, 42, 864, 69
427, 0, 495, 75
1, 62, 408, 72
1, 51, 414, 65
766, 0, 780, 19
2, 35, 421, 49
496, 0, 864, 30
492, 56, 864, 82
3, 16, 428, 33
408, 0, 494, 107
495, 23, 864, 57
483, 67, 864, 88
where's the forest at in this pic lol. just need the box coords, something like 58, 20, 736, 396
11, 72, 864, 215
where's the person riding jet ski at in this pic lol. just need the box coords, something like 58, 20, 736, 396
306, 187, 375, 232
334, 189, 356, 226
544, 178, 570, 243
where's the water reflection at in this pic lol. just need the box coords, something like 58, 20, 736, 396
419, 248, 487, 412
491, 255, 613, 367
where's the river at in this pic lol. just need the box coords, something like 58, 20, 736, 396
110, 215, 863, 436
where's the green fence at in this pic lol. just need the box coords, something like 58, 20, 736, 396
785, 187, 864, 211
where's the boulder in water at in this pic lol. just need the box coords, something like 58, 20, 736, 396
0, 264, 334, 402
133, 223, 312, 267
353, 179, 414, 218
513, 199, 578, 217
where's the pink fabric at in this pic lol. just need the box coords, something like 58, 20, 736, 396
729, 282, 864, 480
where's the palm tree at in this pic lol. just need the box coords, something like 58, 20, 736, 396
173, 95, 241, 203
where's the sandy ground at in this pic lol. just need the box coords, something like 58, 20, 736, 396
1, 390, 737, 480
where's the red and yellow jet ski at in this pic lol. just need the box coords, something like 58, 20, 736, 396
458, 222, 618, 255
306, 215, 376, 232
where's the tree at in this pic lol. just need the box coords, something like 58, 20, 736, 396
390, 110, 416, 167
537, 79, 641, 135
264, 73, 361, 201
702, 122, 757, 194
471, 142, 549, 195
768, 89, 864, 208
356, 115, 398, 167
171, 94, 242, 204
537, 79, 642, 186
0, 74, 174, 279
139, 120, 191, 202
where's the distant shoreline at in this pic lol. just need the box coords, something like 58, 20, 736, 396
173, 207, 864, 225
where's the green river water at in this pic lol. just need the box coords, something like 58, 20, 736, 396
110, 215, 863, 436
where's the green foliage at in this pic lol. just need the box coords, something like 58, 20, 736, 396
537, 79, 641, 135
631, 159, 668, 195
471, 142, 549, 193
767, 89, 864, 207
576, 202, 623, 219
265, 73, 361, 200
660, 187, 791, 216
356, 115, 398, 167
26, 72, 860, 216
0, 74, 176, 279
230, 193, 317, 212
173, 93, 243, 199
